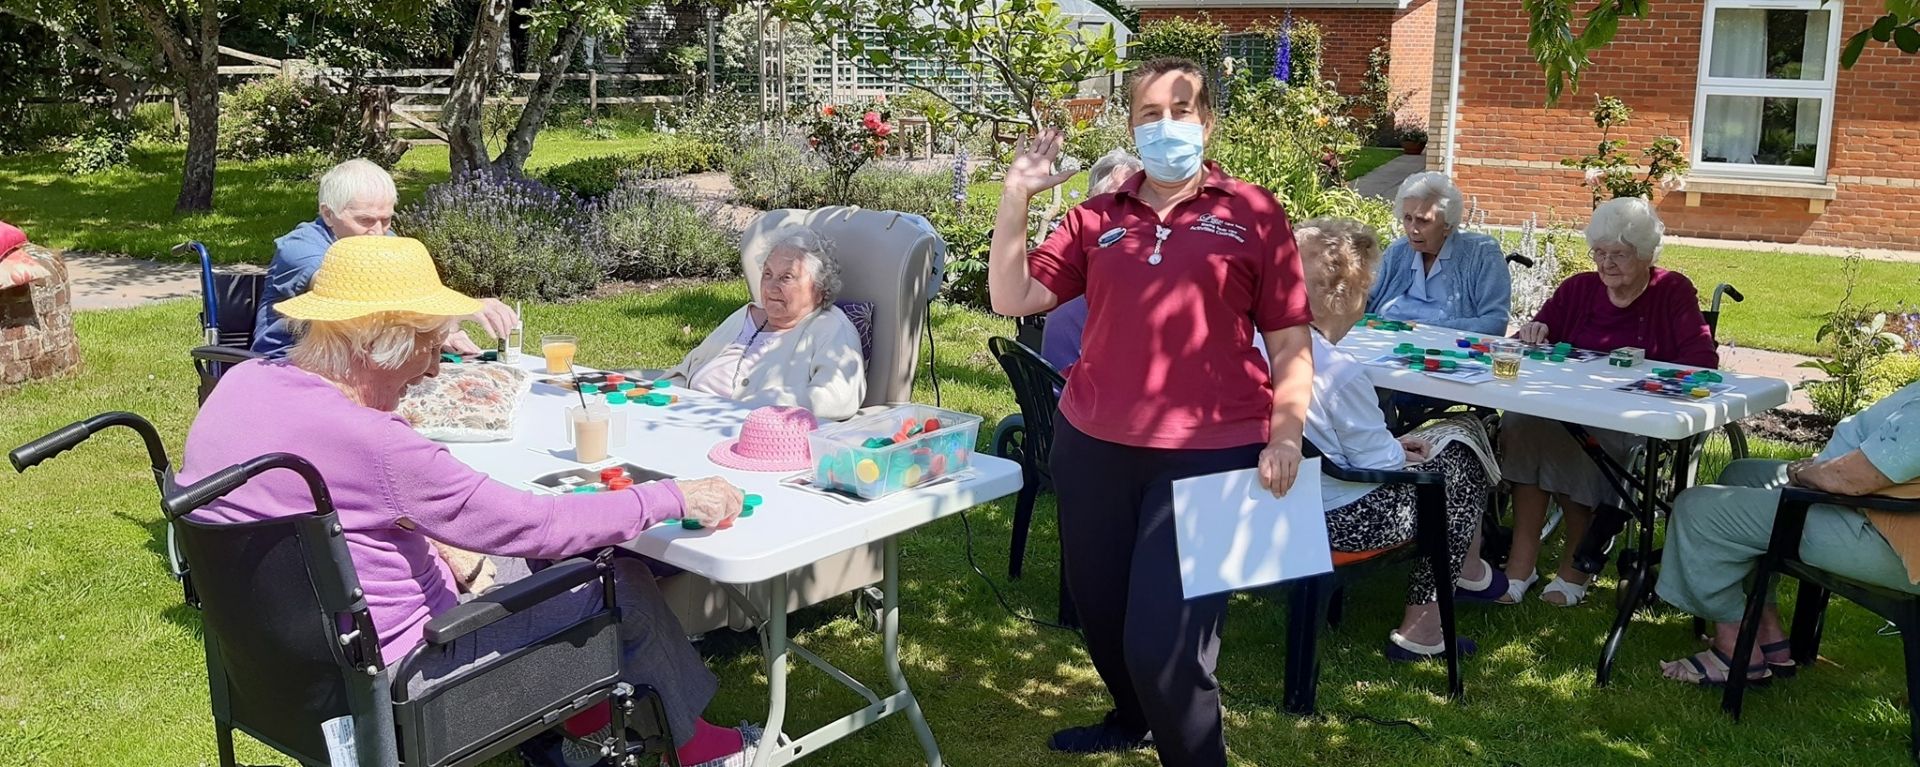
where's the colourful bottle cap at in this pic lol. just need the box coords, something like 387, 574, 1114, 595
571, 485, 599, 493
744, 493, 762, 507
600, 467, 625, 482
605, 373, 626, 384
681, 518, 703, 530
441, 352, 462, 363
606, 392, 627, 404
1456, 339, 1471, 348
1548, 354, 1566, 363
651, 379, 671, 389
607, 477, 634, 491
617, 381, 637, 391
740, 507, 754, 518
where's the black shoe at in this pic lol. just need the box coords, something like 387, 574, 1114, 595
1572, 505, 1630, 575
1048, 711, 1152, 754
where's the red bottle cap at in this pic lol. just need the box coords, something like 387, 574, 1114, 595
605, 373, 626, 384
599, 467, 626, 483
607, 476, 634, 491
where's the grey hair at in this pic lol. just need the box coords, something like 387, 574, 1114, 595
1088, 150, 1143, 196
1293, 218, 1385, 318
1393, 171, 1466, 229
1585, 196, 1664, 262
288, 311, 455, 381
318, 158, 397, 216
760, 225, 842, 306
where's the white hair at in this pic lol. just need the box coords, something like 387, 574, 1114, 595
760, 225, 842, 306
1088, 150, 1143, 196
1585, 196, 1665, 262
318, 158, 397, 216
288, 311, 455, 381
1393, 171, 1465, 229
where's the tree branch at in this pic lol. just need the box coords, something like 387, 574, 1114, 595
496, 6, 589, 174
0, 6, 147, 76
127, 0, 194, 77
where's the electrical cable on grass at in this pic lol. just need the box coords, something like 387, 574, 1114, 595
958, 509, 1076, 633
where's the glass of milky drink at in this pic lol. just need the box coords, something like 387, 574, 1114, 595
542, 334, 578, 374
567, 403, 618, 463
1490, 339, 1525, 381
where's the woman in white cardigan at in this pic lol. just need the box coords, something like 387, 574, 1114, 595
667, 226, 867, 421
1296, 217, 1503, 662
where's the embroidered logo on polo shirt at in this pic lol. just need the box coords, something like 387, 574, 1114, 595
1191, 214, 1247, 243
1097, 227, 1127, 248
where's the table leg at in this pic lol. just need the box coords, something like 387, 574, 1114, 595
1595, 436, 1664, 687
752, 573, 791, 767
884, 536, 944, 766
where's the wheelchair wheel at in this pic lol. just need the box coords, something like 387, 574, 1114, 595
992, 416, 1026, 461
1687, 422, 1750, 488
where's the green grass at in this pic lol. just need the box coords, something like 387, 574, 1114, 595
0, 125, 687, 265
1654, 246, 1920, 357
7, 286, 1919, 766
1346, 146, 1404, 181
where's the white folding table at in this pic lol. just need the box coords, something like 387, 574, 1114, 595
446, 361, 1023, 766
1337, 324, 1791, 684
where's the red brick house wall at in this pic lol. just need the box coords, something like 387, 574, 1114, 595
1428, 0, 1920, 250
1138, 2, 1437, 127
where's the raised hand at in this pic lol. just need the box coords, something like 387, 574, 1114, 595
1001, 128, 1079, 201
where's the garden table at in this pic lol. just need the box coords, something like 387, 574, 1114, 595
1338, 323, 1792, 686
445, 359, 1022, 767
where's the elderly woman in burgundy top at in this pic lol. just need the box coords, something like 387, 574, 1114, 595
179, 235, 757, 767
1496, 197, 1719, 607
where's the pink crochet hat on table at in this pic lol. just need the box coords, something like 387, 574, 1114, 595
708, 406, 818, 472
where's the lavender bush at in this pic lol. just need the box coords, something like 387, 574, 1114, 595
400, 172, 606, 301
599, 183, 740, 281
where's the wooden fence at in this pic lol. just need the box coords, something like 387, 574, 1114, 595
216, 46, 684, 146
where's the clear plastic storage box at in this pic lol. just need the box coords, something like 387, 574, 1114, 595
808, 405, 983, 500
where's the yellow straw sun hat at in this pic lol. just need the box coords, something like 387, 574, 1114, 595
274, 235, 481, 322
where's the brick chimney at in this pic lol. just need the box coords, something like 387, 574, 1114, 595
1, 245, 82, 386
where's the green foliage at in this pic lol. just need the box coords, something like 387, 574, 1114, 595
1863, 352, 1920, 406
599, 186, 740, 281
1397, 120, 1428, 144
1796, 253, 1910, 421
217, 77, 360, 162
538, 136, 719, 198
1559, 95, 1688, 208
1355, 39, 1413, 145
130, 103, 182, 144
729, 139, 829, 210
931, 210, 993, 309
1061, 101, 1129, 166
1129, 16, 1224, 70
806, 103, 896, 202
1210, 75, 1394, 235
1284, 20, 1324, 86
60, 130, 132, 175
402, 173, 605, 301
663, 90, 761, 164
771, 0, 1125, 128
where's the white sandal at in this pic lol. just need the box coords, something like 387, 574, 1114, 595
1540, 576, 1590, 607
1495, 570, 1537, 605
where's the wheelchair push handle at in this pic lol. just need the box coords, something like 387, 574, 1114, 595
163, 452, 335, 521
1711, 283, 1743, 312
9, 412, 169, 475
1505, 253, 1536, 269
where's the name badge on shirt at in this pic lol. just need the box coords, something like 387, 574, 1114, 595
1097, 227, 1127, 248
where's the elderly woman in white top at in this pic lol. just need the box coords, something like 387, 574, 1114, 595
1297, 218, 1505, 661
666, 225, 866, 421
1364, 172, 1511, 336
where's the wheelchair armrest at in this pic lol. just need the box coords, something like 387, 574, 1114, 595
1781, 486, 1920, 516
190, 345, 265, 366
422, 556, 605, 646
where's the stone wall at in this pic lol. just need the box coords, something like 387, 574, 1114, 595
1, 245, 82, 386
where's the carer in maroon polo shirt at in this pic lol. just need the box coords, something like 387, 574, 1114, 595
986, 57, 1315, 767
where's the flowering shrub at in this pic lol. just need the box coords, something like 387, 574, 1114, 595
805, 103, 894, 202
599, 184, 740, 281
1561, 96, 1689, 209
539, 136, 719, 198
218, 78, 359, 161
400, 172, 605, 301
1211, 74, 1393, 235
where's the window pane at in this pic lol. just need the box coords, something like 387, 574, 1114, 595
1700, 95, 1822, 167
1708, 7, 1831, 81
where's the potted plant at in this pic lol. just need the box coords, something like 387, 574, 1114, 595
1399, 122, 1428, 155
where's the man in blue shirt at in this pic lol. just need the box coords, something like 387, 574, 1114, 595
252, 159, 517, 357
1656, 381, 1920, 684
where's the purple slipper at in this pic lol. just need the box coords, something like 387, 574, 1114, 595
1384, 632, 1479, 663
1454, 568, 1511, 603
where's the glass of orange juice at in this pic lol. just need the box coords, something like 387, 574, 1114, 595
541, 334, 578, 374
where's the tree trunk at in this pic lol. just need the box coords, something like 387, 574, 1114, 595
175, 63, 218, 213
492, 11, 588, 176
446, 0, 512, 178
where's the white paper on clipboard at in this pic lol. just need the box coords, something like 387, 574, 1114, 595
1171, 459, 1331, 599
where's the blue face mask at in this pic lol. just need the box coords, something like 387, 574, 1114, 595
1132, 118, 1207, 183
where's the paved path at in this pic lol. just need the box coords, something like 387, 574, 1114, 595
1353, 153, 1426, 200
1720, 344, 1816, 413
61, 252, 260, 312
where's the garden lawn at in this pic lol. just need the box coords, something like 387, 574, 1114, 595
1653, 245, 1920, 357
0, 124, 686, 264
1345, 146, 1403, 181
5, 285, 1918, 767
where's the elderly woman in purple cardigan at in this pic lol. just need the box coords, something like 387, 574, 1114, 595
1496, 197, 1720, 607
179, 235, 758, 767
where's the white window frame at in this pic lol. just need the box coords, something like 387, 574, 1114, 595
1689, 0, 1843, 183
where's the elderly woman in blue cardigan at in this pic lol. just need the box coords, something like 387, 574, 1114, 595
1364, 172, 1511, 336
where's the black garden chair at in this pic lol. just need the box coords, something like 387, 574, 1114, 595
988, 336, 1076, 627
